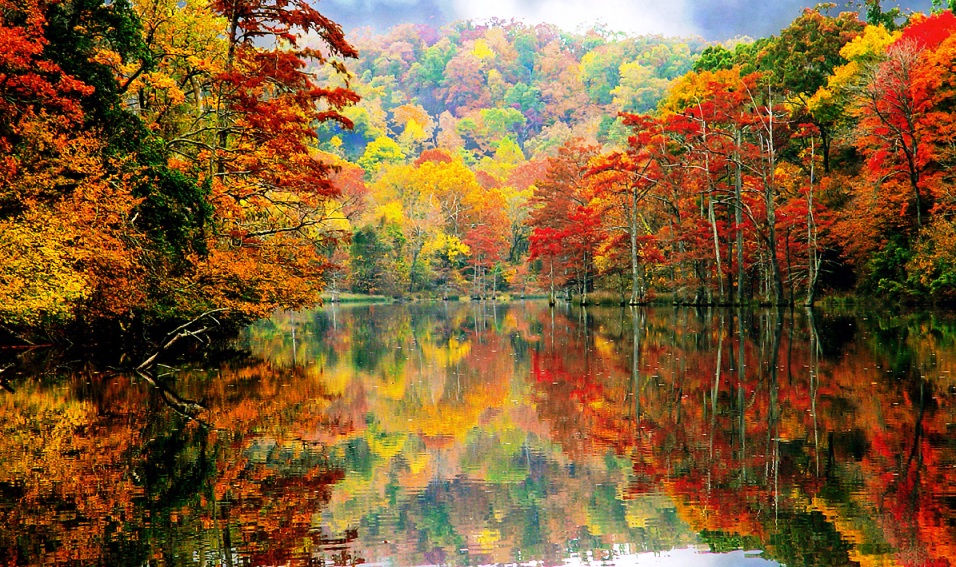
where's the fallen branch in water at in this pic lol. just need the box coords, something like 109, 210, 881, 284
136, 308, 228, 372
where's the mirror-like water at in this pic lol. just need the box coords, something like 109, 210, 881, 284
2, 302, 956, 566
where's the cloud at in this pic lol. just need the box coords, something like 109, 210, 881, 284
450, 0, 696, 37
688, 0, 932, 39
321, 0, 453, 31
320, 0, 935, 39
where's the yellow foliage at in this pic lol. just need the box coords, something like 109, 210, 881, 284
0, 118, 149, 324
839, 24, 900, 62
810, 25, 901, 115
129, 0, 228, 131
0, 212, 90, 325
472, 38, 495, 60
422, 232, 470, 260
398, 118, 429, 154
375, 200, 407, 226
658, 67, 746, 115
91, 47, 123, 70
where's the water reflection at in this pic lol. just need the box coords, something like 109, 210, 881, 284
1, 302, 955, 566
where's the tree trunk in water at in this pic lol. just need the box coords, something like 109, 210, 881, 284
632, 307, 642, 424
581, 250, 589, 306
549, 260, 556, 306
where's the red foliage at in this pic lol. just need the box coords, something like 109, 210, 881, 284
415, 148, 455, 165
0, 0, 92, 155
895, 11, 956, 51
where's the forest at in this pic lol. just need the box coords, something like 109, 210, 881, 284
3, 0, 956, 338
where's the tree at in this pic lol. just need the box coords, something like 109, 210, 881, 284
349, 226, 394, 294
610, 62, 671, 114
527, 141, 602, 303
759, 7, 864, 173
590, 115, 664, 304
0, 0, 216, 329
502, 159, 548, 262
359, 136, 407, 175
146, 0, 358, 319
661, 68, 758, 304
462, 188, 509, 298
693, 45, 734, 72
850, 13, 956, 233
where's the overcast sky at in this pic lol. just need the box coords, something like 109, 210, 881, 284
319, 0, 933, 40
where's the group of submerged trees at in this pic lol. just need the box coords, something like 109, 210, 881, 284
3, 0, 956, 339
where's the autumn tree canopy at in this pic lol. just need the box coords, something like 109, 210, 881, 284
0, 0, 358, 337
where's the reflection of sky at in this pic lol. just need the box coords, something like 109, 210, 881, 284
561, 548, 779, 566
359, 549, 779, 567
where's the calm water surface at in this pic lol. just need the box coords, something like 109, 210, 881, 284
2, 302, 956, 566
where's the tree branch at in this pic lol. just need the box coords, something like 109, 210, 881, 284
136, 308, 228, 372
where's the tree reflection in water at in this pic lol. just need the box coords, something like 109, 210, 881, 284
1, 302, 955, 566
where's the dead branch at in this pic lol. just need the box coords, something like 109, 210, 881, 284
136, 308, 228, 372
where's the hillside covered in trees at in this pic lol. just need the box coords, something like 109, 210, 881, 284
3, 0, 956, 339
320, 5, 956, 307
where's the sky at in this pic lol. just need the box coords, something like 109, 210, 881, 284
319, 0, 933, 40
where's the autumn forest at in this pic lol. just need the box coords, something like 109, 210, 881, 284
4, 0, 956, 338
7, 2, 956, 564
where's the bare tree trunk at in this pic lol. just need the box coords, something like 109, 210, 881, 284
735, 132, 745, 306
582, 250, 590, 306
709, 197, 724, 302
758, 94, 784, 305
805, 140, 821, 307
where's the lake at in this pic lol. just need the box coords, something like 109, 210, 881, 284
2, 301, 956, 566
